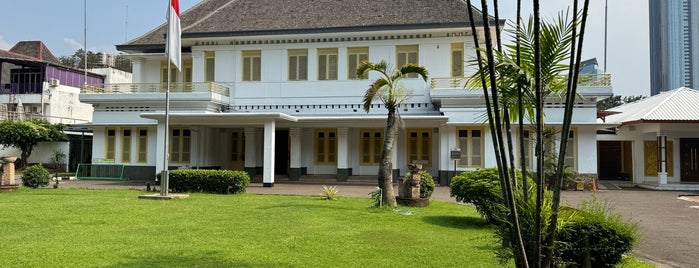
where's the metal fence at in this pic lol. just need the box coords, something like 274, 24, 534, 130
75, 163, 125, 180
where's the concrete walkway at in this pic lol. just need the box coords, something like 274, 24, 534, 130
45, 180, 699, 267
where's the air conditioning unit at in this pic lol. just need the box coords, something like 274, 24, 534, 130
49, 78, 60, 87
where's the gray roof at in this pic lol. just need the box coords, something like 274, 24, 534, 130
605, 87, 699, 125
0, 41, 61, 65
118, 0, 495, 52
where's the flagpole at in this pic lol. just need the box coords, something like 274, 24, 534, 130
161, 1, 172, 197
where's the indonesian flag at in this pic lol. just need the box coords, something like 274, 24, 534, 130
166, 0, 181, 71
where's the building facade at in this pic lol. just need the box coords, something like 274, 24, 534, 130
649, 0, 699, 95
81, 0, 612, 185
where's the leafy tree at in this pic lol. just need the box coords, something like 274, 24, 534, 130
596, 95, 645, 110
0, 119, 68, 167
58, 49, 132, 73
357, 60, 429, 209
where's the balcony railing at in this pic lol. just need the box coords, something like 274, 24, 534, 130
0, 111, 89, 124
431, 73, 612, 89
81, 82, 230, 97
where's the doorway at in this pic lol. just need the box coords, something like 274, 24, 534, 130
275, 129, 289, 175
597, 141, 633, 180
228, 128, 245, 171
680, 138, 699, 182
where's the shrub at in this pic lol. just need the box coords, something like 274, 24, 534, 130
450, 168, 505, 223
556, 199, 639, 267
318, 185, 339, 200
369, 187, 382, 208
417, 170, 435, 198
21, 164, 51, 188
168, 169, 250, 194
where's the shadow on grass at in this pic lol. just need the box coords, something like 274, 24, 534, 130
422, 215, 490, 229
104, 251, 285, 267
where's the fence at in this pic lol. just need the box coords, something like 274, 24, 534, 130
75, 163, 125, 180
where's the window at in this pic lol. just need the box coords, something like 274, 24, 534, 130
315, 129, 337, 164
564, 129, 577, 170
230, 129, 245, 162
407, 129, 431, 166
457, 128, 483, 168
643, 140, 674, 176
183, 60, 193, 83
360, 129, 383, 165
318, 48, 338, 80
288, 49, 308, 81
396, 45, 419, 78
161, 62, 178, 83
105, 128, 116, 161
121, 128, 132, 163
205, 51, 215, 82
451, 43, 464, 77
242, 50, 261, 81
137, 128, 148, 163
348, 47, 369, 79
170, 128, 191, 163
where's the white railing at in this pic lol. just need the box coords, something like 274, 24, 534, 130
81, 82, 230, 97
431, 74, 612, 89
0, 111, 89, 124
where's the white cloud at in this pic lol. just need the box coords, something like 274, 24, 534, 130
63, 37, 84, 51
0, 35, 12, 50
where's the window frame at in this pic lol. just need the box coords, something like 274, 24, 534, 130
407, 128, 432, 167
105, 128, 116, 161
288, 49, 308, 81
456, 127, 484, 168
242, 50, 261, 81
315, 129, 337, 165
205, 51, 215, 82
317, 48, 338, 80
136, 128, 148, 163
450, 42, 464, 77
347, 47, 369, 80
170, 127, 191, 163
359, 129, 384, 165
121, 128, 132, 163
396, 45, 419, 78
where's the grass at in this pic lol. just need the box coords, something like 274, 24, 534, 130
0, 188, 499, 267
0, 188, 654, 267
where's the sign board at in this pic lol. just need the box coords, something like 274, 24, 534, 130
450, 150, 461, 160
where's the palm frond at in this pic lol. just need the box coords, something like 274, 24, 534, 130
362, 78, 389, 112
398, 63, 429, 82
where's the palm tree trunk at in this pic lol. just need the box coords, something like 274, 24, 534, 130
379, 106, 398, 208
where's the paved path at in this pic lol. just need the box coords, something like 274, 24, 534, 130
50, 180, 699, 267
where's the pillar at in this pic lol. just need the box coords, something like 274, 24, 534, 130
289, 128, 302, 181
263, 120, 276, 187
155, 121, 168, 177
244, 128, 257, 177
191, 50, 205, 82
1, 156, 17, 185
336, 127, 350, 181
657, 134, 668, 185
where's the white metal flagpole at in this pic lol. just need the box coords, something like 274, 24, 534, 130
162, 0, 181, 197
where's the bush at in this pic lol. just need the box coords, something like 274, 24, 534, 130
21, 164, 51, 188
450, 168, 505, 223
556, 199, 639, 267
418, 170, 435, 198
168, 169, 250, 194
318, 185, 339, 200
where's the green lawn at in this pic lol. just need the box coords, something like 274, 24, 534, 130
0, 188, 500, 267
0, 188, 653, 267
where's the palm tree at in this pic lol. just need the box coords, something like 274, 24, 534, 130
357, 60, 429, 208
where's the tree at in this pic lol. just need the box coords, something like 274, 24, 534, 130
357, 60, 429, 209
596, 95, 645, 110
58, 49, 132, 73
0, 119, 68, 168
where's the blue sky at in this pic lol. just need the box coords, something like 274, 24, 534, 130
0, 0, 647, 97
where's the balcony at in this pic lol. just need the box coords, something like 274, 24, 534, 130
80, 82, 231, 107
431, 74, 612, 90
81, 82, 230, 96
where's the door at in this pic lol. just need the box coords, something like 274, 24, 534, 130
228, 129, 245, 171
275, 129, 289, 175
680, 138, 699, 182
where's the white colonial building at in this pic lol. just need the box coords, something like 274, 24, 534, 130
80, 0, 612, 185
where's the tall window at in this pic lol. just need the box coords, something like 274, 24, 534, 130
396, 45, 419, 78
205, 51, 215, 82
170, 128, 191, 163
137, 128, 148, 163
121, 128, 132, 163
318, 48, 338, 80
230, 129, 245, 162
348, 47, 369, 79
161, 62, 178, 83
242, 50, 261, 81
288, 49, 308, 81
407, 129, 431, 166
564, 129, 577, 170
183, 60, 193, 84
105, 128, 116, 161
457, 128, 483, 168
360, 129, 383, 165
451, 43, 464, 77
315, 129, 337, 164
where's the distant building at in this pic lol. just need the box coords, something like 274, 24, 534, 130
649, 0, 699, 95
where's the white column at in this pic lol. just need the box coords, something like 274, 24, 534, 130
215, 49, 235, 82
244, 128, 257, 169
289, 128, 302, 168
337, 128, 349, 169
263, 120, 276, 187
190, 126, 200, 168
191, 50, 205, 82
131, 57, 145, 83
658, 134, 668, 185
337, 47, 348, 81
308, 48, 317, 81
155, 121, 167, 176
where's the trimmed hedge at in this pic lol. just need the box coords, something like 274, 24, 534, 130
168, 169, 250, 194
449, 168, 504, 223
418, 170, 435, 198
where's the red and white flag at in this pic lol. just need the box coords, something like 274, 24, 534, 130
166, 0, 181, 71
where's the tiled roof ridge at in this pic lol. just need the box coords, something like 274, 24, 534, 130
182, 0, 237, 32
0, 48, 38, 61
